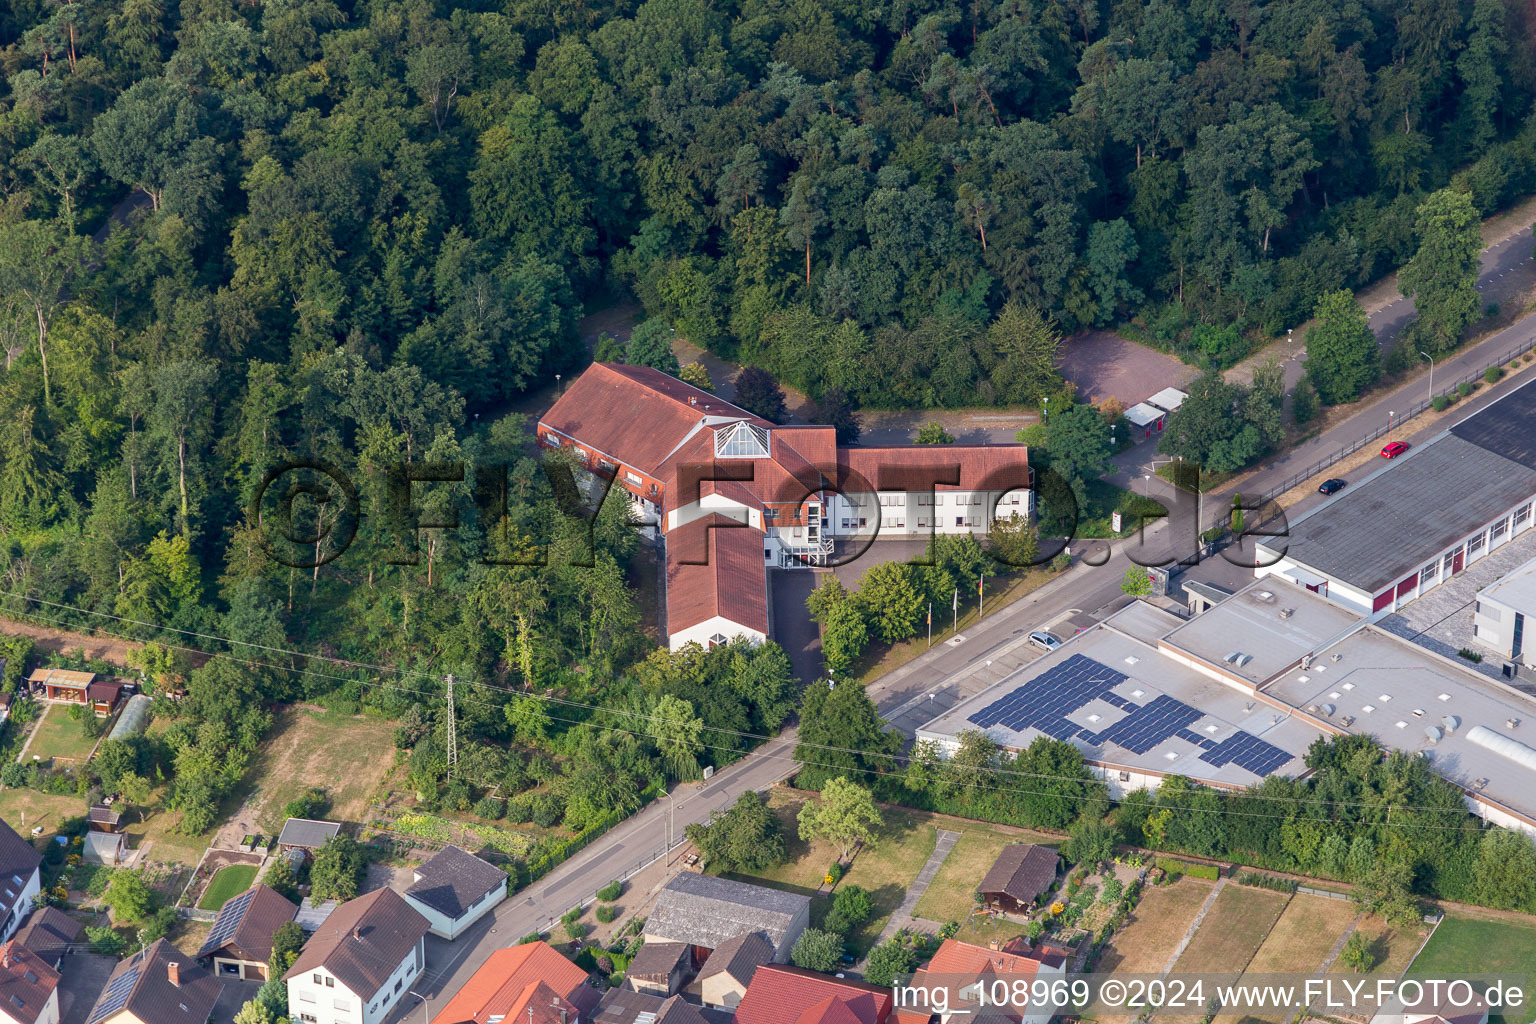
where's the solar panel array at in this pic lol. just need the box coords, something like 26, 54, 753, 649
966, 652, 1296, 779
1197, 731, 1293, 777
200, 886, 256, 955
88, 959, 142, 1024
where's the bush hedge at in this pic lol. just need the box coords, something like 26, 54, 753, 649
1235, 871, 1299, 893
596, 904, 619, 923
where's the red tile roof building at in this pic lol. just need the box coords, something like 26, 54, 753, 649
538, 364, 1031, 651
428, 941, 599, 1024
897, 939, 1068, 1024
733, 964, 892, 1024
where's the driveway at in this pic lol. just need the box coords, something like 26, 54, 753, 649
57, 953, 116, 1024
212, 978, 263, 1024
1057, 330, 1198, 407
768, 569, 821, 684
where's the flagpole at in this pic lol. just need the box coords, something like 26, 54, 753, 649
979, 572, 985, 619
928, 603, 933, 648
952, 587, 958, 635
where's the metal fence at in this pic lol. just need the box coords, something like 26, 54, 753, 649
1257, 335, 1536, 504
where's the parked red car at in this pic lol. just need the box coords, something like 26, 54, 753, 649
1380, 441, 1410, 459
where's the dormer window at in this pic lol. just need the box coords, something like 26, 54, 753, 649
714, 421, 770, 458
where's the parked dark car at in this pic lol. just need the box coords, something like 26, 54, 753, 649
1318, 478, 1347, 495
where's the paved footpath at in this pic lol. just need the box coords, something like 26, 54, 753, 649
873, 829, 961, 947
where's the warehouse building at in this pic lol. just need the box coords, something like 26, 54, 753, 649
1255, 378, 1536, 617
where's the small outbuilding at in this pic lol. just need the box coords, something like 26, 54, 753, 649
1147, 387, 1189, 414
978, 843, 1060, 914
15, 907, 82, 969
625, 940, 692, 997
87, 806, 123, 834
82, 831, 127, 867
275, 818, 340, 859
1124, 403, 1167, 439
106, 695, 152, 742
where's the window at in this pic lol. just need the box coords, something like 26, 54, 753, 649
889, 517, 905, 529
313, 975, 322, 985
956, 517, 965, 527
626, 471, 642, 485
334, 997, 350, 1009
714, 421, 771, 458
879, 494, 904, 506
572, 447, 587, 461
299, 991, 316, 1003
1516, 502, 1533, 530
858, 517, 867, 528
1469, 532, 1486, 558
299, 1016, 318, 1023
1493, 518, 1509, 542
917, 518, 929, 528
325, 977, 335, 988
764, 509, 778, 522
916, 495, 935, 506
541, 433, 560, 447
395, 980, 404, 993
764, 549, 773, 561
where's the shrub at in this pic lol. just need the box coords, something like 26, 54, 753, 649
1458, 380, 1474, 397
1457, 647, 1484, 663
282, 788, 328, 821
596, 904, 619, 923
561, 906, 583, 925
1236, 871, 1299, 893
864, 940, 919, 986
518, 932, 542, 944
474, 796, 505, 820
597, 880, 623, 902
825, 862, 845, 885
1432, 395, 1450, 412
789, 928, 843, 973
829, 885, 874, 930
1485, 366, 1503, 384
563, 921, 587, 940
1485, 302, 1501, 319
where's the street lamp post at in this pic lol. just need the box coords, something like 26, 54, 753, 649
555, 373, 562, 395
661, 788, 676, 866
1042, 396, 1049, 422
1420, 351, 1434, 405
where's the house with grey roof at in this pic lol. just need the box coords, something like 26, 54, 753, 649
399, 845, 507, 940
643, 874, 809, 963
15, 908, 80, 969
284, 887, 428, 1024
695, 930, 773, 1011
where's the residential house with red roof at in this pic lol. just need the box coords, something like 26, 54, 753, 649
538, 363, 1031, 651
894, 938, 1067, 1024
733, 964, 892, 1024
0, 941, 60, 1024
428, 940, 600, 1024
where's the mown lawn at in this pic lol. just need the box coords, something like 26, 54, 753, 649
1410, 913, 1536, 1024
26, 704, 104, 763
197, 864, 259, 910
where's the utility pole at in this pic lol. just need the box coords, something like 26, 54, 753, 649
445, 675, 458, 778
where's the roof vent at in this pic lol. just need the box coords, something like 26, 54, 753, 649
1302, 655, 1313, 671
689, 396, 696, 405
1442, 715, 1461, 733
1321, 704, 1336, 717
1243, 702, 1255, 713
1340, 715, 1355, 727
1474, 778, 1490, 790
1331, 653, 1343, 662
1508, 718, 1521, 729
1256, 590, 1275, 602
1279, 608, 1294, 619
1425, 726, 1443, 744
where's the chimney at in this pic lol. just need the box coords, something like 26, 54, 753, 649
167, 962, 180, 987
353, 927, 363, 941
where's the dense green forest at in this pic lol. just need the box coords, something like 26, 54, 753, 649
2, 0, 1536, 847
